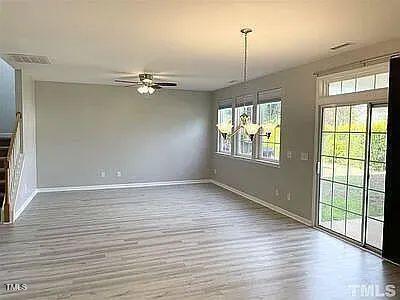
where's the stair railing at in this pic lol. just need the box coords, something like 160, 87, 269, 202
3, 112, 22, 223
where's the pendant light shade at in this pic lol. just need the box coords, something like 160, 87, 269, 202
216, 122, 233, 139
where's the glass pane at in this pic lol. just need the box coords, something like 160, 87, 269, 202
219, 137, 231, 153
371, 106, 388, 132
321, 133, 334, 156
321, 156, 333, 180
334, 158, 348, 184
342, 79, 355, 94
347, 186, 363, 214
320, 180, 332, 205
368, 190, 385, 221
218, 107, 232, 153
350, 104, 367, 132
238, 134, 252, 156
322, 107, 335, 132
366, 218, 383, 249
370, 133, 387, 162
236, 105, 253, 156
218, 107, 232, 123
333, 183, 347, 209
349, 133, 365, 160
346, 213, 362, 242
334, 133, 349, 157
375, 72, 389, 89
259, 101, 281, 127
356, 75, 375, 92
336, 106, 350, 132
274, 144, 280, 161
261, 142, 275, 160
329, 81, 341, 96
369, 162, 386, 192
272, 126, 281, 143
319, 203, 332, 229
332, 208, 346, 235
348, 159, 365, 187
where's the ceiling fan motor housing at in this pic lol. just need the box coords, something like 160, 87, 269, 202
139, 73, 153, 84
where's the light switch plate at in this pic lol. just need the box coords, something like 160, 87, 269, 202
287, 151, 292, 159
301, 152, 309, 161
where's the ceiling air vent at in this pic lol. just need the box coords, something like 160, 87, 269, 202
7, 53, 51, 64
330, 42, 353, 51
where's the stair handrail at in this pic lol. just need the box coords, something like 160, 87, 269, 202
3, 112, 22, 223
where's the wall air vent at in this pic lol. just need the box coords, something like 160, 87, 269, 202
7, 53, 51, 64
330, 42, 353, 51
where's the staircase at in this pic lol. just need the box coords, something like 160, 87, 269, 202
0, 137, 11, 220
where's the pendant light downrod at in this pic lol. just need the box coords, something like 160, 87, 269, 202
240, 28, 252, 83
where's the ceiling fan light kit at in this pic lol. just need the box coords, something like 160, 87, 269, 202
114, 73, 177, 95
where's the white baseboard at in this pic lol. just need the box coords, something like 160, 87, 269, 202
210, 179, 312, 226
13, 189, 38, 222
0, 133, 12, 138
37, 179, 211, 193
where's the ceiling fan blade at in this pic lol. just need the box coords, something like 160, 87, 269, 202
151, 84, 162, 89
115, 79, 141, 84
154, 82, 177, 87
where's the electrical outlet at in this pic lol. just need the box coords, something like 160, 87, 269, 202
213, 169, 217, 175
116, 171, 122, 177
287, 151, 292, 159
275, 188, 280, 197
287, 192, 291, 201
100, 170, 106, 178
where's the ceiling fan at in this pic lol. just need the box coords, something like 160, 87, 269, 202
115, 73, 177, 95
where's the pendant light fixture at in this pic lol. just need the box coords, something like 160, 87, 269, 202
216, 28, 261, 141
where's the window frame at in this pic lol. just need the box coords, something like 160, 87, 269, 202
319, 63, 389, 98
234, 94, 256, 158
256, 97, 282, 164
216, 99, 234, 155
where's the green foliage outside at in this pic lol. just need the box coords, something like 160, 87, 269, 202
319, 106, 387, 223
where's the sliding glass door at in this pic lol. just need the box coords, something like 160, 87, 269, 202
317, 103, 388, 251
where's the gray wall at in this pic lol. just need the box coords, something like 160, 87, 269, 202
0, 57, 16, 133
35, 81, 212, 188
211, 39, 400, 222
15, 73, 37, 214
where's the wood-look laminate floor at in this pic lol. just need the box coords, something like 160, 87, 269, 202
1, 184, 400, 300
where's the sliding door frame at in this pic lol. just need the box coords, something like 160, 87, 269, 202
314, 99, 387, 253
312, 64, 389, 253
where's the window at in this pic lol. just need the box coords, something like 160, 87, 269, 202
257, 89, 282, 163
217, 100, 233, 154
327, 72, 389, 96
235, 95, 255, 157
215, 89, 282, 166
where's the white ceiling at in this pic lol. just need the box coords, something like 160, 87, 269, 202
1, 0, 400, 91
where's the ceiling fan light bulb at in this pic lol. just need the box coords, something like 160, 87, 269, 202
148, 87, 155, 94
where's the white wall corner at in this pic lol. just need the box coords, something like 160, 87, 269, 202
210, 179, 312, 227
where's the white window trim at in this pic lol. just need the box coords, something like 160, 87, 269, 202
234, 95, 255, 158
318, 63, 389, 99
216, 99, 233, 154
255, 92, 282, 164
